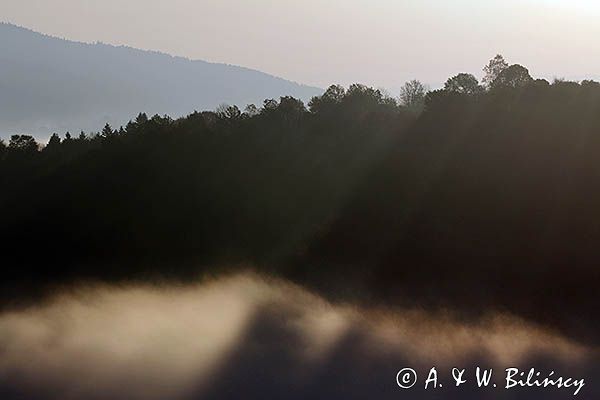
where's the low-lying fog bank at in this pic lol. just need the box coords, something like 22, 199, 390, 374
0, 273, 597, 399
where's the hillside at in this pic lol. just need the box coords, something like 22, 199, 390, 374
0, 23, 322, 140
1, 80, 599, 343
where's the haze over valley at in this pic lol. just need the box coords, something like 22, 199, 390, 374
0, 23, 321, 141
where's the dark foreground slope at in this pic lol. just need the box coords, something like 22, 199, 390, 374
0, 81, 599, 343
0, 23, 321, 139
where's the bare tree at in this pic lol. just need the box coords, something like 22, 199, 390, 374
400, 80, 428, 112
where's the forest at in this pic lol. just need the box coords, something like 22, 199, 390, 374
1, 56, 599, 344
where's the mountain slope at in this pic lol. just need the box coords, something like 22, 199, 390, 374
0, 23, 322, 140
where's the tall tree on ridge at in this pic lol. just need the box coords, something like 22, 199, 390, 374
400, 80, 428, 113
483, 54, 509, 89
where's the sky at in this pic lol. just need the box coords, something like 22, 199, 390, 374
2, 0, 600, 91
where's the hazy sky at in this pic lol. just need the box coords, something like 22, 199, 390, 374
2, 0, 600, 91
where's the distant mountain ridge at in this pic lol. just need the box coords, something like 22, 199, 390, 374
0, 22, 322, 140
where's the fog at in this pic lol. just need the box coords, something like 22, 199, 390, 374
0, 273, 596, 399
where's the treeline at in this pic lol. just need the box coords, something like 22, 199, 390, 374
292, 64, 600, 342
1, 56, 599, 341
0, 84, 413, 281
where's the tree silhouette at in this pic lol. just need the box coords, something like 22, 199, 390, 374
0, 139, 6, 161
8, 134, 38, 155
45, 133, 62, 153
276, 96, 306, 124
101, 123, 114, 138
444, 73, 483, 94
399, 80, 427, 112
308, 84, 346, 113
490, 64, 533, 89
581, 79, 600, 88
483, 54, 509, 88
244, 104, 259, 117
138, 113, 149, 123
262, 98, 279, 113
216, 104, 242, 121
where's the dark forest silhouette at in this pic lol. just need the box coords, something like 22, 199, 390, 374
1, 56, 599, 343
